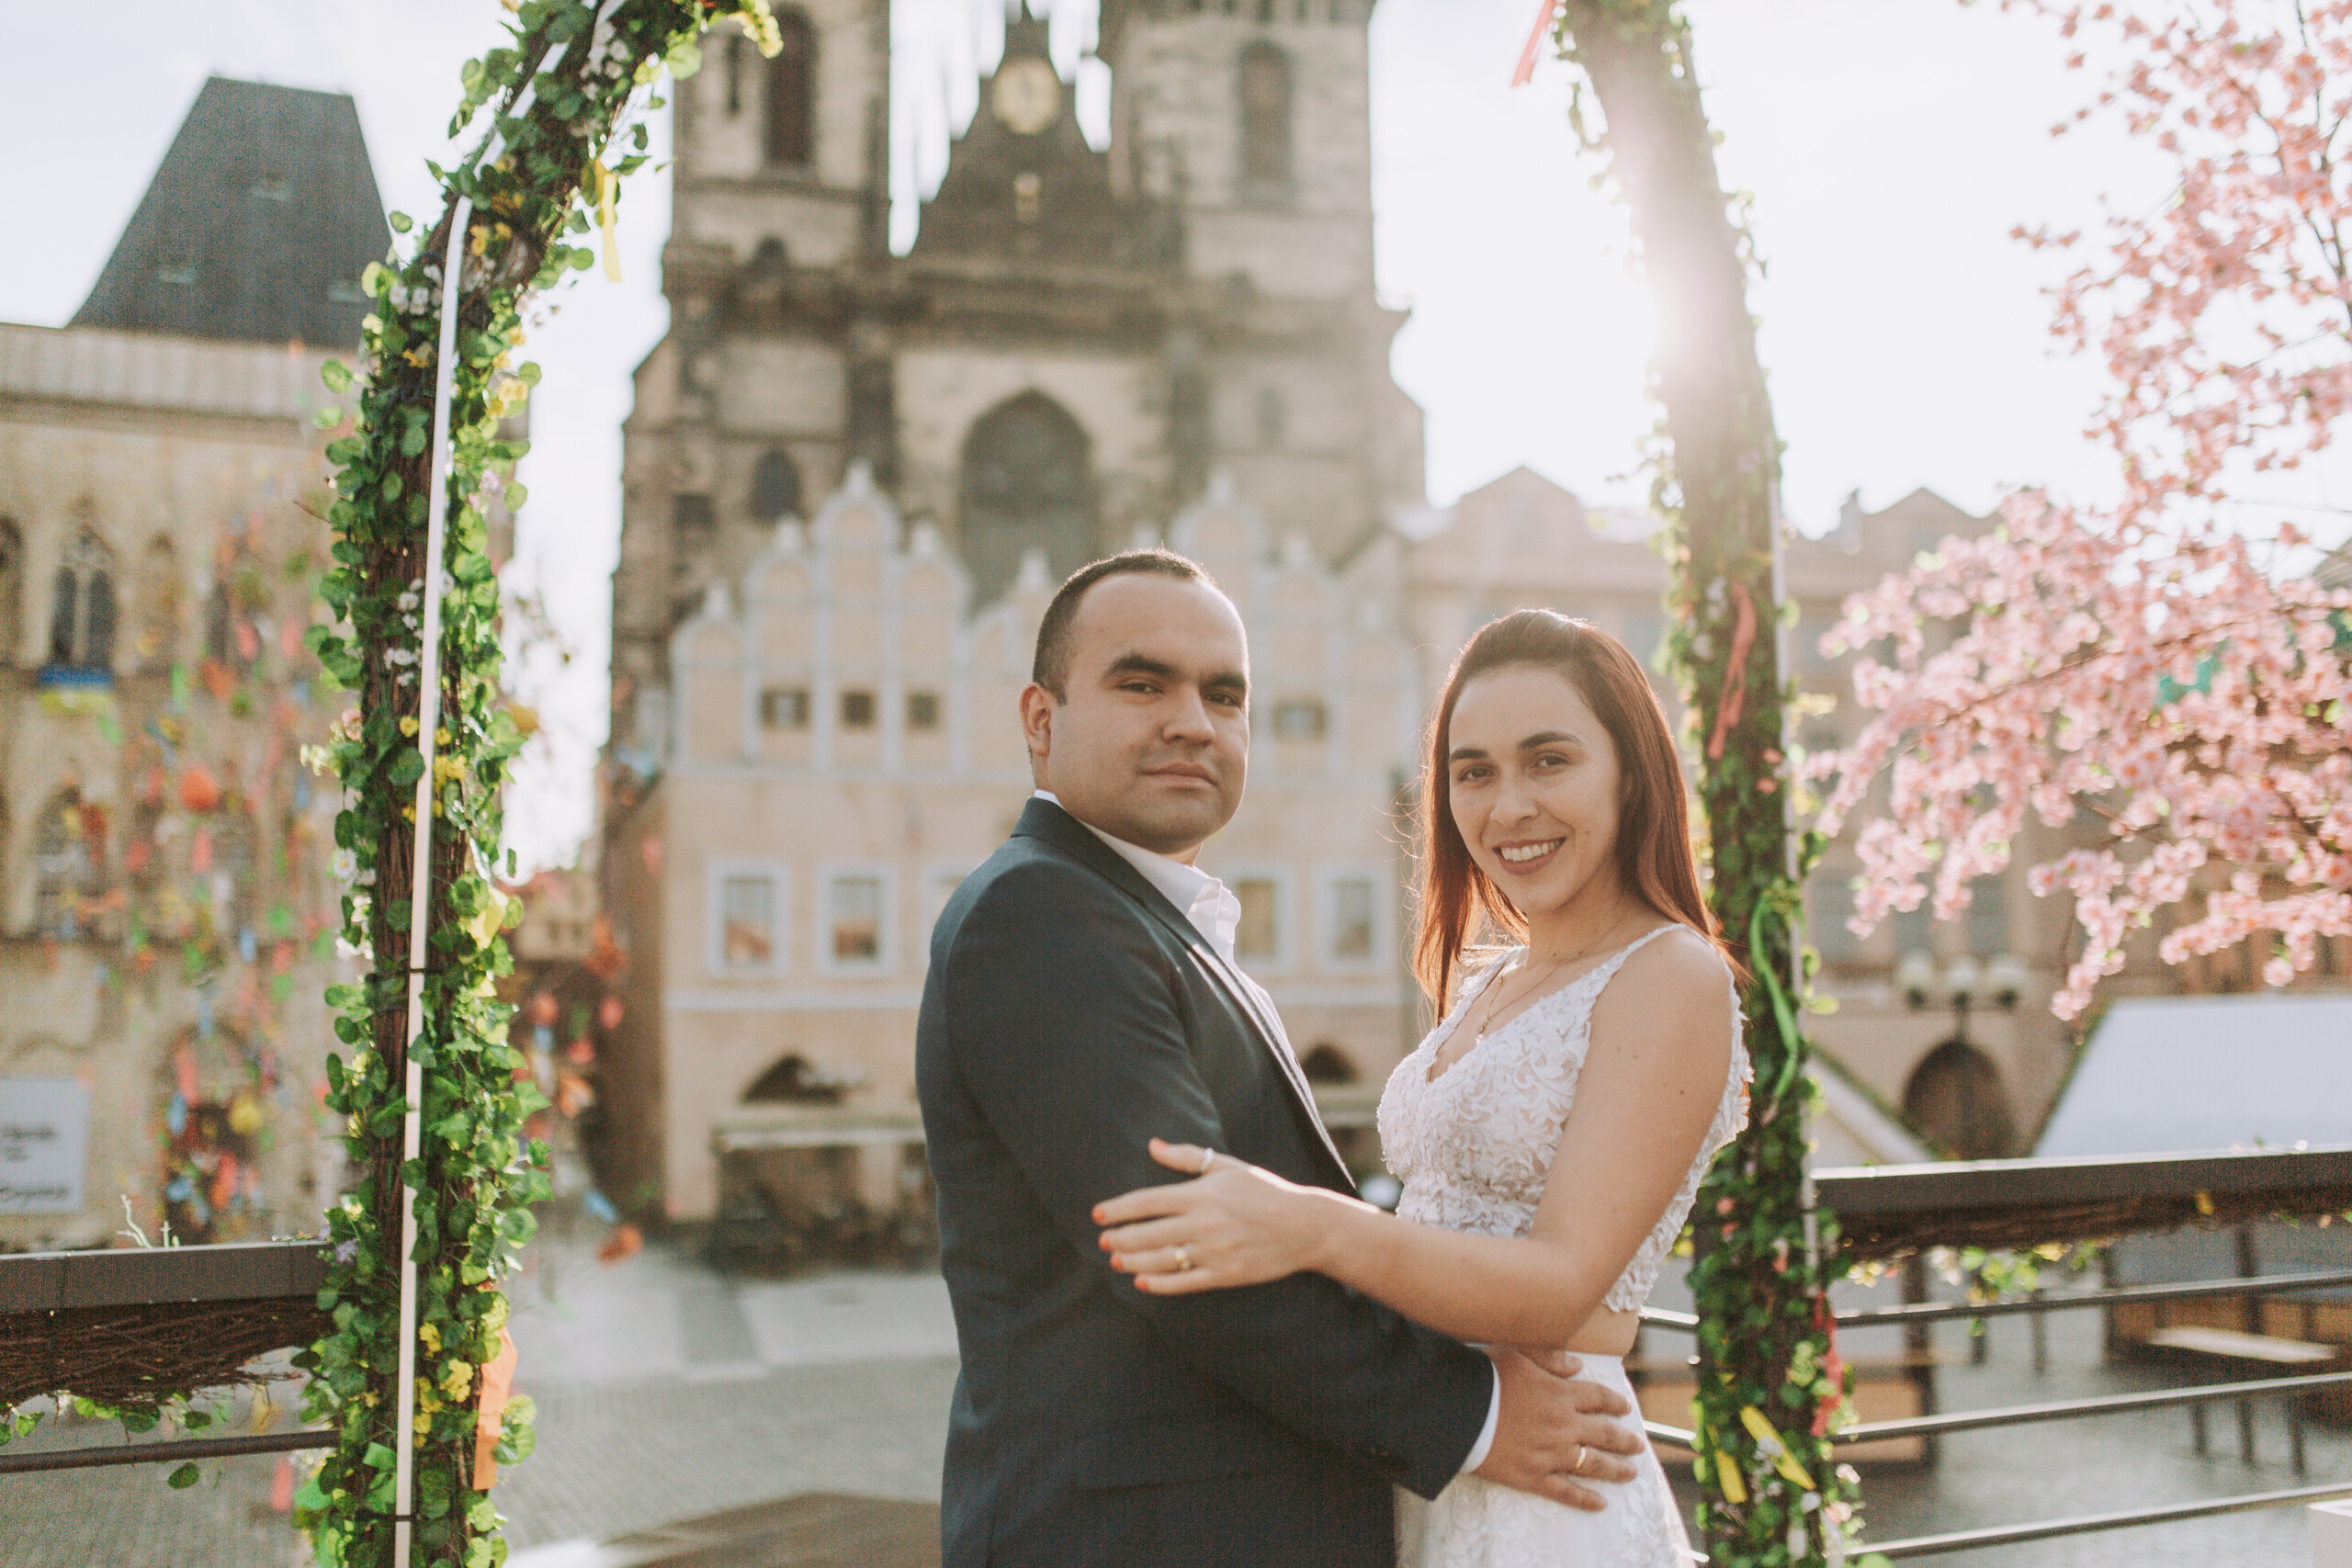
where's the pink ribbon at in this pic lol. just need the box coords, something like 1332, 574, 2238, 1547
1511, 0, 1561, 87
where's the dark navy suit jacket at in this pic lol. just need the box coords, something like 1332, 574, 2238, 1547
916, 797, 1491, 1567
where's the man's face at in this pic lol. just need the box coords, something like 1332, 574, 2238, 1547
1021, 574, 1250, 861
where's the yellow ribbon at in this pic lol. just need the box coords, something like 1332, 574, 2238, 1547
1738, 1404, 1817, 1492
596, 161, 621, 281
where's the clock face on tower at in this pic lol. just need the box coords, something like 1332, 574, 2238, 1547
991, 57, 1063, 136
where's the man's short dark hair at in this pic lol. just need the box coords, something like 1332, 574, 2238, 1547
1032, 549, 1217, 699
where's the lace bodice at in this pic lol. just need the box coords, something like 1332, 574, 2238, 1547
1375, 925, 1749, 1316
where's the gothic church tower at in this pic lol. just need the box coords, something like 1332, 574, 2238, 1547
612, 0, 1421, 763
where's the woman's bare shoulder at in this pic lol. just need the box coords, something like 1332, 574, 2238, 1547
1599, 923, 1736, 1040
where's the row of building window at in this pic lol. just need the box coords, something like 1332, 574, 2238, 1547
748, 684, 1326, 743
758, 686, 941, 733
707, 862, 1388, 978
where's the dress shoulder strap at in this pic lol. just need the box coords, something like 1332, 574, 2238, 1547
1589, 922, 1681, 989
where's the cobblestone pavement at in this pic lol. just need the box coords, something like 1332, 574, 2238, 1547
4, 1234, 2345, 1566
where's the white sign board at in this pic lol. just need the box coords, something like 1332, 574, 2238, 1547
0, 1077, 89, 1214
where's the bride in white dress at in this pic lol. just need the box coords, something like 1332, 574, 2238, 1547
1096, 609, 1749, 1567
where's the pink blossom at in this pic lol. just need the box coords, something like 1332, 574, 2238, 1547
1815, 1, 2352, 1017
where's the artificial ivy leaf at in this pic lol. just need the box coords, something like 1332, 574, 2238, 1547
322, 359, 354, 393
389, 748, 425, 787
166, 1461, 201, 1489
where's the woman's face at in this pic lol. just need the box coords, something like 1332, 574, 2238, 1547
1445, 664, 1625, 922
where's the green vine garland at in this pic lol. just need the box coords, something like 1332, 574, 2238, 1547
291, 5, 778, 1564
1544, 4, 1867, 1562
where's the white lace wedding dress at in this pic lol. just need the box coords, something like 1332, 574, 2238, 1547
1378, 926, 1749, 1568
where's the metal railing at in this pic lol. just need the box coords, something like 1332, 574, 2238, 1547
1640, 1145, 2352, 1560
0, 1426, 331, 1475
1640, 1279, 2352, 1556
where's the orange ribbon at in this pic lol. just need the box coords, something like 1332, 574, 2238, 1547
471, 1326, 519, 1490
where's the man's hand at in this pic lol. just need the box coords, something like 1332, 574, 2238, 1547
1474, 1347, 1644, 1511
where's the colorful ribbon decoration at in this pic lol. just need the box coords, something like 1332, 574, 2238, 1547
597, 161, 622, 282
1705, 579, 1758, 762
1511, 0, 1560, 87
470, 1326, 519, 1490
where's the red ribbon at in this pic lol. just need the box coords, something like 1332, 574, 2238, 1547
1705, 581, 1758, 762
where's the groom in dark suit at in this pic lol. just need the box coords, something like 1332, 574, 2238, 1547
917, 551, 1642, 1566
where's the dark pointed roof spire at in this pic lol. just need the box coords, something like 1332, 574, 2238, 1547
72, 76, 392, 348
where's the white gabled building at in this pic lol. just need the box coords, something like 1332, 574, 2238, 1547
603, 468, 1426, 1222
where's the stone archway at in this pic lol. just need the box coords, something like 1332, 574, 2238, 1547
1902, 1036, 2017, 1161
958, 389, 1096, 608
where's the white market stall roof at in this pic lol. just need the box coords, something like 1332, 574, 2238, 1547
1809, 1061, 1932, 1169
2036, 992, 2352, 1158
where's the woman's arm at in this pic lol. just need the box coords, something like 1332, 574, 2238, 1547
1094, 929, 1736, 1349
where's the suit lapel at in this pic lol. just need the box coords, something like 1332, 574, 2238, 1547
1014, 800, 1355, 1187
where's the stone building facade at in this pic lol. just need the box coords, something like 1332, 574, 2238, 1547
0, 79, 388, 1248
603, 1, 1436, 1219
604, 468, 1422, 1220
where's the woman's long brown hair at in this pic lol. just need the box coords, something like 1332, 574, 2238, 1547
1413, 609, 1733, 1009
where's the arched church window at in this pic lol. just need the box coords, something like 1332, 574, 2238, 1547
959, 392, 1096, 609
135, 536, 181, 671
1902, 1038, 2016, 1161
47, 528, 116, 670
1238, 40, 1293, 197
205, 536, 265, 673
671, 494, 718, 624
32, 788, 105, 940
765, 8, 815, 169
751, 447, 803, 522
48, 567, 75, 665
85, 570, 117, 669
0, 518, 20, 665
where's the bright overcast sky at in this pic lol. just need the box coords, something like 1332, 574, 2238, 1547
4, 0, 2304, 869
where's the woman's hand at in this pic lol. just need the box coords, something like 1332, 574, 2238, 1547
1091, 1138, 1348, 1294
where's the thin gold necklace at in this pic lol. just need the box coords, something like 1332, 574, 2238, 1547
1473, 908, 1634, 1044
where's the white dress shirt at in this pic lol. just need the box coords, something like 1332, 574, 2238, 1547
1031, 791, 1501, 1474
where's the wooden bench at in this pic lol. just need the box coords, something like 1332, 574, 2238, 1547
2143, 1325, 2340, 1473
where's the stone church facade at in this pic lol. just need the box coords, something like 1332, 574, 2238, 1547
0, 79, 386, 1248
603, 1, 1436, 1220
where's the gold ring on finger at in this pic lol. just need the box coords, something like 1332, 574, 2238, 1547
1174, 1247, 1194, 1272
1570, 1443, 1586, 1476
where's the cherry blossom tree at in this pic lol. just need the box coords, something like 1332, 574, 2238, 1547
1814, 0, 2352, 1018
